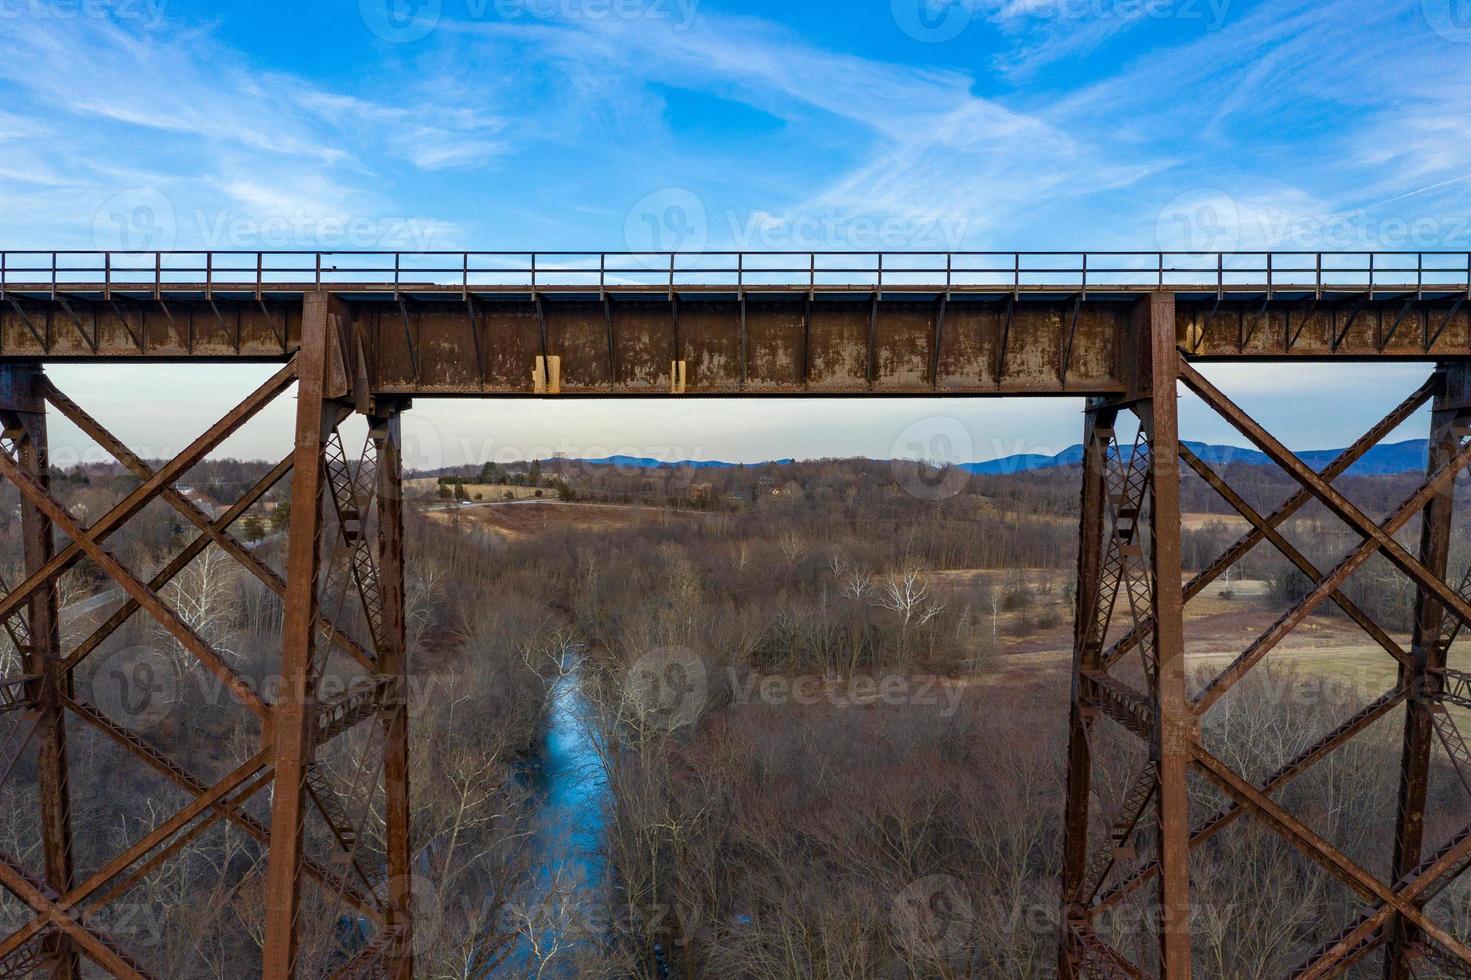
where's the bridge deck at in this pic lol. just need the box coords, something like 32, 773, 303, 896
1, 251, 1468, 395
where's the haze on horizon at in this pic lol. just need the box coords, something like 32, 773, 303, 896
36, 360, 1436, 472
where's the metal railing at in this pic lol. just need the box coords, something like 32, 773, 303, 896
2, 250, 1470, 298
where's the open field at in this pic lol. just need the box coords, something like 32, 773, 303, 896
406, 479, 547, 501
460, 502, 1416, 698
1182, 511, 1252, 530
421, 498, 717, 539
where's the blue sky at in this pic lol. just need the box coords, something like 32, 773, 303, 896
1, 0, 1467, 467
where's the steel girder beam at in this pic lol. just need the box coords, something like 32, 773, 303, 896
1100, 376, 1439, 671
371, 404, 414, 980
1140, 294, 1194, 978
0, 347, 380, 977
0, 851, 151, 979
1062, 310, 1471, 977
1059, 396, 1117, 977
0, 363, 78, 979
1386, 364, 1471, 979
0, 361, 298, 631
2, 285, 1469, 393
1183, 362, 1471, 977
41, 384, 378, 675
0, 367, 311, 976
0, 316, 400, 977
1060, 295, 1194, 977
1079, 368, 1471, 969
263, 291, 341, 979
264, 292, 412, 979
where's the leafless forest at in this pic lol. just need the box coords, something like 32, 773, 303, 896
0, 449, 1469, 977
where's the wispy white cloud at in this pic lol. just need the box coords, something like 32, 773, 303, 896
0, 12, 498, 248
440, 11, 1168, 246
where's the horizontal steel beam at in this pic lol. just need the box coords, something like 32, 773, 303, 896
3, 293, 1469, 397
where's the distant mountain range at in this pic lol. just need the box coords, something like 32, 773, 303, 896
569, 455, 794, 470
962, 439, 1430, 476
560, 440, 1431, 477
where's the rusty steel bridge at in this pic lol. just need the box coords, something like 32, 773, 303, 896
0, 249, 1470, 978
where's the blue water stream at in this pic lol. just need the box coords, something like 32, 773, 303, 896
505, 659, 611, 976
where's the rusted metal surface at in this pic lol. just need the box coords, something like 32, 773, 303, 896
1060, 296, 1198, 976
1059, 316, 1471, 977
372, 405, 414, 980
0, 364, 78, 979
1386, 365, 1471, 978
1140, 294, 1193, 978
0, 298, 400, 979
353, 295, 1137, 395
1059, 399, 1114, 978
0, 289, 1468, 398
263, 293, 338, 979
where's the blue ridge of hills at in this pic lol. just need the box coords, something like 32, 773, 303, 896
561, 440, 1431, 477
567, 455, 794, 470
957, 439, 1430, 477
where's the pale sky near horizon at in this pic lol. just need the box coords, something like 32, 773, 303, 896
2, 0, 1466, 467
36, 361, 1435, 472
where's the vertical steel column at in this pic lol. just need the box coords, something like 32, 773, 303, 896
372, 402, 414, 979
1385, 363, 1470, 979
1059, 397, 1116, 977
1140, 293, 1193, 977
263, 293, 340, 979
1, 364, 78, 980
